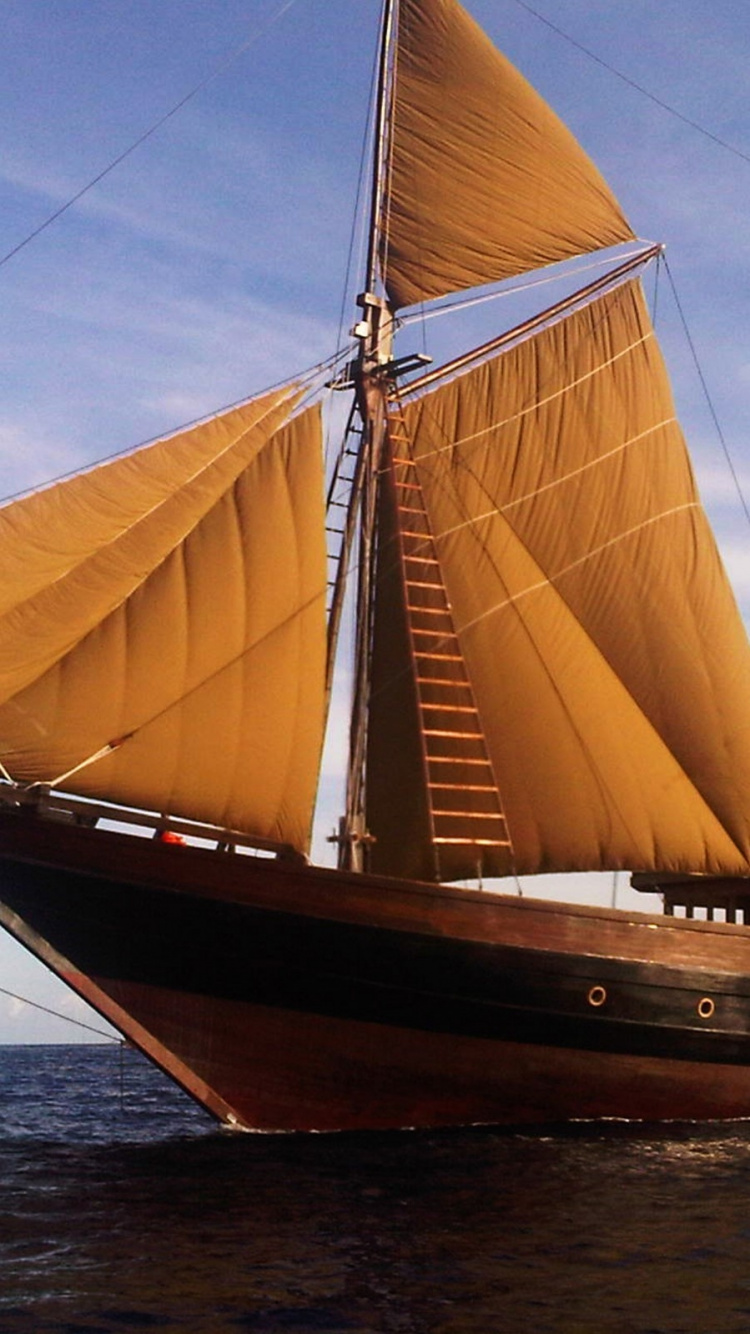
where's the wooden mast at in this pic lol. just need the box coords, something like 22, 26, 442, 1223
339, 0, 396, 872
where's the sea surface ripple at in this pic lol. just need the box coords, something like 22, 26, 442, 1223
1, 1046, 750, 1332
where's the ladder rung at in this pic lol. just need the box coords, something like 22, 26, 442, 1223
417, 677, 472, 686
433, 837, 513, 847
432, 810, 505, 820
428, 756, 492, 766
414, 650, 462, 660
424, 728, 483, 739
405, 580, 446, 592
405, 555, 439, 565
413, 628, 457, 638
429, 783, 497, 792
421, 704, 478, 714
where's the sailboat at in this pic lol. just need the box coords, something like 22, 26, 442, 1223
1, 0, 750, 1131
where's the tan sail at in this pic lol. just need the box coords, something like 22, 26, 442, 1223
367, 279, 750, 879
382, 0, 635, 309
0, 390, 327, 852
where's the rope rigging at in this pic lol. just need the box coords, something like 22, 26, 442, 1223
0, 985, 119, 1042
0, 0, 302, 273
510, 0, 750, 170
662, 255, 750, 533
2, 3, 746, 279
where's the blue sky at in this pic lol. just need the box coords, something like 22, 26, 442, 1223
0, 0, 748, 1041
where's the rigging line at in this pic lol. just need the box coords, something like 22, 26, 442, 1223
662, 255, 750, 532
401, 247, 661, 400
366, 0, 397, 295
414, 332, 658, 463
651, 248, 662, 328
326, 9, 383, 475
0, 346, 347, 509
434, 418, 678, 535
455, 504, 701, 631
390, 275, 646, 541
398, 245, 655, 328
379, 0, 435, 319
0, 0, 301, 272
0, 985, 119, 1042
375, 0, 393, 293
384, 280, 659, 606
1, 387, 302, 585
510, 0, 750, 169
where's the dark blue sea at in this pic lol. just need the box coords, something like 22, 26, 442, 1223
2, 1046, 750, 1332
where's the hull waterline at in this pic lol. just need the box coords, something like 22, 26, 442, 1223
3, 812, 750, 1130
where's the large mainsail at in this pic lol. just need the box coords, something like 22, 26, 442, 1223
0, 388, 327, 853
366, 279, 750, 881
382, 0, 635, 308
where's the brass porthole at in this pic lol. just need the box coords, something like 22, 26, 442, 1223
697, 996, 715, 1020
587, 985, 607, 1008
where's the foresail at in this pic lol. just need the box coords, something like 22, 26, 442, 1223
382, 0, 635, 309
368, 279, 750, 880
0, 389, 327, 854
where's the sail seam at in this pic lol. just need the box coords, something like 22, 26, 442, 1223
413, 332, 656, 462
435, 417, 678, 538
0, 387, 300, 630
451, 503, 700, 632
29, 586, 327, 797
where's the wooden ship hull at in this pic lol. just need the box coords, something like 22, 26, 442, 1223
3, 809, 750, 1131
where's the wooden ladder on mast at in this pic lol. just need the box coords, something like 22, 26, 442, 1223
386, 392, 514, 879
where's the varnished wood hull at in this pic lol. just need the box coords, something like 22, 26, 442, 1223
3, 812, 750, 1130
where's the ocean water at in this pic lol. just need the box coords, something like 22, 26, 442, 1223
2, 1047, 750, 1332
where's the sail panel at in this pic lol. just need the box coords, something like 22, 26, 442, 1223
0, 395, 327, 853
374, 280, 750, 878
383, 0, 635, 309
0, 388, 298, 699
